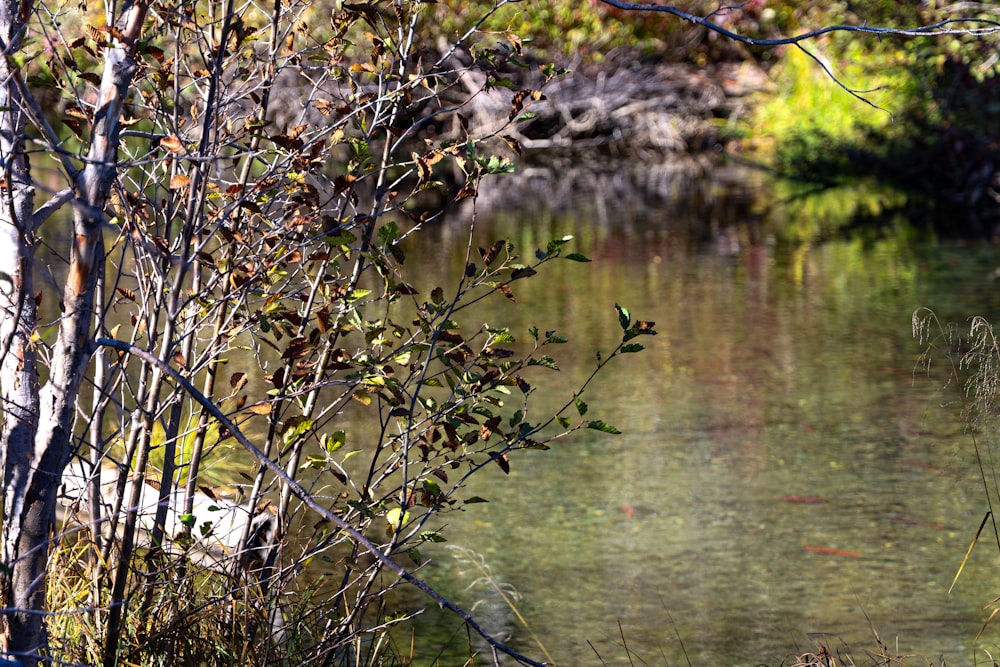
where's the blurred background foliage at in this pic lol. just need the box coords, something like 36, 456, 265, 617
36, 0, 999, 234
414, 0, 1000, 233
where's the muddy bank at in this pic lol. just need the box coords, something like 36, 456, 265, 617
454, 53, 773, 161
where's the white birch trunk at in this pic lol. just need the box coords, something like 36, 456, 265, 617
0, 0, 147, 661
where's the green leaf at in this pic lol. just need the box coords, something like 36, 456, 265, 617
564, 252, 591, 262
324, 231, 356, 247
347, 288, 372, 302
528, 326, 539, 340
385, 506, 410, 534
324, 430, 346, 453
615, 304, 630, 331
527, 355, 559, 370
574, 397, 588, 416
545, 235, 573, 256
464, 496, 489, 504
179, 513, 196, 528
621, 343, 645, 354
587, 420, 622, 434
283, 417, 315, 443
420, 530, 447, 543
557, 416, 571, 428
407, 547, 423, 565
347, 499, 376, 518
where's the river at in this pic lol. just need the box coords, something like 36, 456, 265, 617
390, 166, 1000, 665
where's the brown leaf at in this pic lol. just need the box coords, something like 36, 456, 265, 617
229, 371, 247, 390
492, 453, 510, 474
169, 174, 190, 189
497, 283, 516, 302
247, 402, 272, 415
159, 134, 185, 154
479, 240, 505, 267
314, 98, 339, 116
501, 134, 522, 156
63, 118, 83, 138
510, 266, 537, 281
282, 336, 312, 360
412, 152, 431, 184
509, 89, 545, 121
78, 72, 101, 87
84, 24, 105, 44
455, 182, 477, 201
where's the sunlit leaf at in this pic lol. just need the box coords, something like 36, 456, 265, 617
420, 530, 447, 543
159, 134, 185, 154
385, 507, 410, 535
323, 430, 346, 453
527, 355, 559, 370
545, 235, 573, 256
615, 304, 630, 331
283, 417, 315, 443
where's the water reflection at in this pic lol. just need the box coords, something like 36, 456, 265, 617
397, 168, 1000, 665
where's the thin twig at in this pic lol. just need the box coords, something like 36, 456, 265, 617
94, 336, 548, 667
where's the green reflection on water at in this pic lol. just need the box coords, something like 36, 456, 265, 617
393, 185, 1000, 665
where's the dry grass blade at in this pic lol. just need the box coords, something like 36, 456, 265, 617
949, 511, 991, 594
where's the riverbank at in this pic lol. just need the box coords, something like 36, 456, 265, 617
457, 51, 774, 160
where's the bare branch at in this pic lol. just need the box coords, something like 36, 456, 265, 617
94, 337, 548, 667
599, 0, 1000, 45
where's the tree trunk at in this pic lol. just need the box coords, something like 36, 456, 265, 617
0, 0, 147, 661
0, 0, 42, 656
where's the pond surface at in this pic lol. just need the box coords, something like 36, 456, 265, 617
396, 168, 1000, 666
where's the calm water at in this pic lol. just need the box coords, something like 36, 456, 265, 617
393, 170, 1000, 665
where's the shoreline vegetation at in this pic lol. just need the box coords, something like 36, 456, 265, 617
6, 1, 999, 664
320, 0, 1000, 237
